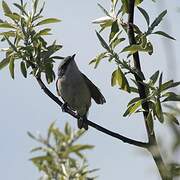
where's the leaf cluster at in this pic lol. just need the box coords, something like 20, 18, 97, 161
0, 0, 62, 83
28, 122, 97, 180
91, 1, 179, 134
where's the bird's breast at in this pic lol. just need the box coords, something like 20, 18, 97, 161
57, 74, 91, 116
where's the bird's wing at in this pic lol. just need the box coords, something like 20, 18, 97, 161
81, 73, 106, 104
56, 79, 61, 96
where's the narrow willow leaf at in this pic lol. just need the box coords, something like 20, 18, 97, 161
69, 144, 94, 152
128, 97, 141, 106
121, 0, 129, 14
9, 57, 15, 79
36, 28, 51, 36
33, 0, 39, 14
147, 10, 167, 34
89, 52, 108, 68
130, 86, 139, 93
153, 31, 175, 40
0, 22, 16, 29
121, 44, 140, 54
97, 3, 110, 17
162, 92, 180, 102
164, 112, 179, 125
135, 0, 143, 5
65, 122, 72, 136
5, 13, 20, 22
109, 20, 119, 42
0, 58, 10, 70
30, 155, 51, 162
13, 3, 28, 16
2, 1, 12, 14
123, 100, 142, 117
160, 80, 180, 92
137, 6, 150, 26
36, 18, 61, 26
20, 61, 27, 78
92, 16, 112, 24
155, 99, 164, 123
146, 111, 154, 134
96, 31, 111, 52
149, 70, 159, 85
158, 72, 163, 92
110, 37, 125, 49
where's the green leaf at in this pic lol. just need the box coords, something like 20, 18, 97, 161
147, 10, 167, 35
155, 99, 164, 123
47, 121, 56, 140
97, 3, 110, 17
158, 72, 163, 93
149, 70, 159, 85
36, 28, 51, 36
153, 31, 175, 40
36, 18, 61, 26
0, 58, 10, 70
5, 13, 20, 22
160, 80, 180, 92
0, 22, 16, 29
162, 92, 180, 102
130, 86, 139, 93
9, 56, 15, 79
109, 20, 119, 42
96, 31, 111, 52
13, 3, 28, 16
110, 37, 125, 49
135, 0, 143, 5
69, 144, 94, 153
121, 44, 140, 54
163, 112, 179, 125
20, 61, 27, 78
111, 67, 130, 92
120, 0, 129, 14
137, 6, 150, 26
146, 111, 154, 134
123, 100, 142, 117
111, 0, 118, 7
65, 123, 72, 136
128, 97, 141, 106
2, 1, 12, 14
30, 155, 51, 163
89, 52, 108, 68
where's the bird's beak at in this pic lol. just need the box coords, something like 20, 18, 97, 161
72, 54, 76, 59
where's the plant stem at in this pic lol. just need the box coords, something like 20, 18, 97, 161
127, 0, 172, 179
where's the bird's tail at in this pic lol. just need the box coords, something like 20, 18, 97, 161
77, 115, 88, 130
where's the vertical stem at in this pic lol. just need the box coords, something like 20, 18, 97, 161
127, 1, 172, 179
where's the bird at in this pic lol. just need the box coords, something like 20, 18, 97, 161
56, 54, 106, 130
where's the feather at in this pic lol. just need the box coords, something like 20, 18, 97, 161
81, 73, 106, 104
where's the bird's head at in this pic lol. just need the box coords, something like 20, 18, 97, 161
57, 54, 76, 77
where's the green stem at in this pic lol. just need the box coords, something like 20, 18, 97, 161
127, 1, 172, 179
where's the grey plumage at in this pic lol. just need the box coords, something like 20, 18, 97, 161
56, 54, 106, 130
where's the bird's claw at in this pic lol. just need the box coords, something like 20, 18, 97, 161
61, 102, 67, 112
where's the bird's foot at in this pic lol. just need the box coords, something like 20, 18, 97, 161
77, 116, 88, 130
61, 102, 68, 112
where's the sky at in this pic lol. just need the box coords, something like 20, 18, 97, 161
0, 0, 180, 180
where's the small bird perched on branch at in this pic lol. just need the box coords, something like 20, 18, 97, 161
56, 54, 106, 130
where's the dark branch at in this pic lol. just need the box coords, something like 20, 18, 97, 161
127, 1, 172, 179
127, 0, 152, 138
36, 76, 149, 148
